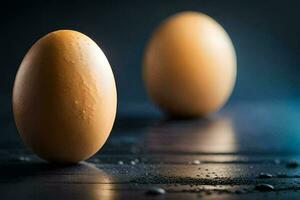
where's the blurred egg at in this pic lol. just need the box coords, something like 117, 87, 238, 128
143, 11, 236, 118
13, 30, 117, 163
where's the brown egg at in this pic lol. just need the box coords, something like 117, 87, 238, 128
143, 11, 236, 118
13, 30, 117, 163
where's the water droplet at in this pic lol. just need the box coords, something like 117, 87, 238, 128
255, 184, 274, 191
130, 161, 136, 165
287, 160, 299, 168
274, 159, 281, 164
118, 161, 124, 165
92, 158, 100, 163
191, 160, 201, 165
19, 156, 31, 162
257, 173, 273, 178
145, 187, 166, 195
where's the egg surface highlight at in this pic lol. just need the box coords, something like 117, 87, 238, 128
13, 30, 117, 163
143, 11, 236, 118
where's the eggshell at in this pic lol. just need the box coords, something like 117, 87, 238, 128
143, 11, 236, 118
13, 30, 117, 163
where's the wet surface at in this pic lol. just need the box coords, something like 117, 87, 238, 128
2, 102, 300, 199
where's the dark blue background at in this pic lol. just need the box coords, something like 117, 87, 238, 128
0, 0, 300, 142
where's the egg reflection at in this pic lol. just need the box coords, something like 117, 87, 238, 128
143, 117, 240, 191
144, 117, 237, 153
1, 162, 117, 200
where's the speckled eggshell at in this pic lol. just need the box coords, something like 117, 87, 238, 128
143, 11, 237, 118
13, 30, 117, 163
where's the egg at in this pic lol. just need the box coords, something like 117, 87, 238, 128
143, 11, 236, 118
13, 30, 117, 163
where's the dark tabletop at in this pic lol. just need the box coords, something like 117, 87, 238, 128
2, 101, 300, 199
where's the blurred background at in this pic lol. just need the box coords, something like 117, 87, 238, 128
1, 0, 300, 143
